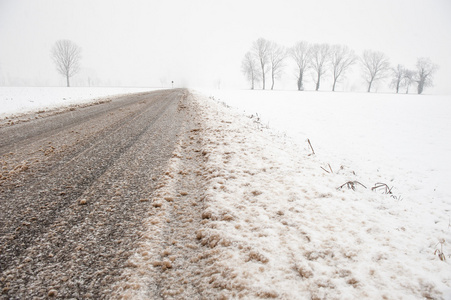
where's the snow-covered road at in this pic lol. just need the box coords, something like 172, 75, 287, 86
0, 89, 187, 298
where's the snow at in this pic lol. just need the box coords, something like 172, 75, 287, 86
193, 90, 451, 298
0, 87, 159, 118
1, 86, 450, 298
201, 90, 451, 202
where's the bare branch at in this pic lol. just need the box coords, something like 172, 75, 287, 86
330, 45, 357, 91
402, 69, 415, 94
268, 41, 287, 90
360, 50, 390, 92
390, 64, 405, 94
241, 52, 260, 90
415, 57, 438, 94
310, 43, 331, 91
252, 38, 271, 90
290, 41, 311, 91
307, 139, 315, 155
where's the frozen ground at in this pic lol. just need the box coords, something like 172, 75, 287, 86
0, 87, 160, 119
194, 89, 451, 298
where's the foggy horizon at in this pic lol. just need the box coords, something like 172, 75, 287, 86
1, 0, 450, 94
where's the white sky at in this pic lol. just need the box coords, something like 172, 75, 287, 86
0, 0, 450, 93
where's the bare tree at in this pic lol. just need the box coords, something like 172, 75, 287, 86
51, 40, 81, 87
268, 42, 287, 90
415, 57, 438, 94
310, 43, 331, 91
290, 41, 311, 91
330, 45, 356, 91
403, 69, 415, 94
252, 38, 271, 90
241, 52, 260, 90
390, 64, 405, 93
361, 50, 390, 92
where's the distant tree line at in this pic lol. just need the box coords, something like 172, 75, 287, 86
241, 38, 438, 94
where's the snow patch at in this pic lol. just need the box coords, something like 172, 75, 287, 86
0, 87, 160, 118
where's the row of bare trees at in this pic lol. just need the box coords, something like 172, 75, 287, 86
241, 38, 438, 94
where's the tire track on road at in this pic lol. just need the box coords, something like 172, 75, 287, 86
0, 89, 188, 298
0, 92, 152, 153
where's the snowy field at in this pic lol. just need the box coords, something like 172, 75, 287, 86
0, 87, 160, 118
201, 89, 451, 223
196, 89, 451, 298
201, 90, 451, 206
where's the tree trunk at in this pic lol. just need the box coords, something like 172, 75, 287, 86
66, 74, 70, 87
261, 63, 265, 90
297, 70, 303, 91
271, 73, 275, 90
332, 79, 337, 92
315, 73, 320, 91
418, 82, 424, 94
396, 80, 400, 93
367, 81, 372, 93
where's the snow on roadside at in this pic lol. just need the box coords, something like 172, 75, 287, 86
0, 87, 160, 119
199, 90, 451, 219
192, 92, 451, 299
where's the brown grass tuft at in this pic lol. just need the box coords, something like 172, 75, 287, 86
298, 266, 313, 278
347, 278, 359, 287
152, 201, 162, 208
246, 250, 269, 264
256, 290, 278, 298
222, 214, 234, 221
202, 211, 212, 219
251, 190, 263, 196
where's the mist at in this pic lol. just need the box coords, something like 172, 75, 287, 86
1, 0, 450, 93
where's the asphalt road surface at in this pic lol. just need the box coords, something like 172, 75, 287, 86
0, 89, 192, 298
